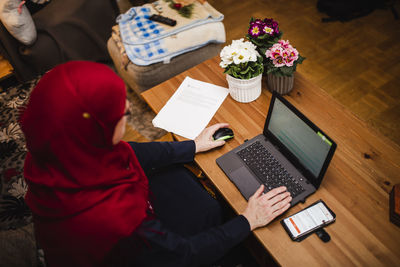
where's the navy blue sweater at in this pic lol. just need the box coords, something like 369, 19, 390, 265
107, 141, 251, 267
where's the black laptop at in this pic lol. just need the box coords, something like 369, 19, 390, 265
216, 91, 336, 206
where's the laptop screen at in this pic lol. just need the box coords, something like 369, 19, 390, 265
265, 93, 336, 184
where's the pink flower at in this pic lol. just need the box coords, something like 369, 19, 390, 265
247, 18, 280, 39
173, 3, 182, 9
248, 24, 262, 37
262, 25, 274, 35
269, 46, 283, 59
272, 53, 281, 60
284, 57, 295, 66
273, 57, 286, 67
254, 19, 264, 25
289, 49, 299, 61
263, 18, 279, 35
278, 40, 290, 49
266, 40, 300, 68
265, 49, 272, 58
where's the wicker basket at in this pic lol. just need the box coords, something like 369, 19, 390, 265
267, 73, 294, 95
226, 74, 262, 103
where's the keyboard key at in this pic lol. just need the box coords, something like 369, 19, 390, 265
237, 141, 305, 198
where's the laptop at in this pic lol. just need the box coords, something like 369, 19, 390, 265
216, 91, 337, 206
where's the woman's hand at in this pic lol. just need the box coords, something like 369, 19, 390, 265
241, 185, 292, 231
194, 123, 229, 153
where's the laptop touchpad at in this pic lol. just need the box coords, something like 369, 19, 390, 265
230, 167, 260, 200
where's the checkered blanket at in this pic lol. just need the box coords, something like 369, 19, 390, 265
117, 0, 225, 66
118, 7, 165, 45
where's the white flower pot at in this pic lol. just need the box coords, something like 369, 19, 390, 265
267, 73, 294, 95
226, 74, 262, 103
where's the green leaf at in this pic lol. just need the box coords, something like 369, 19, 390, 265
240, 66, 250, 75
223, 55, 264, 79
268, 39, 277, 45
258, 34, 270, 40
297, 55, 305, 64
280, 66, 293, 76
250, 38, 264, 47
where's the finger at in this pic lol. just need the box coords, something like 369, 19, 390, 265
270, 195, 292, 212
272, 202, 291, 216
264, 186, 288, 199
250, 184, 265, 200
267, 192, 291, 207
208, 123, 230, 134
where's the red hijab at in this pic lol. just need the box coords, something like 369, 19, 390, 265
21, 61, 149, 266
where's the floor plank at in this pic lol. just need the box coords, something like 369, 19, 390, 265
208, 0, 400, 147
0, 55, 12, 78
1, 0, 399, 146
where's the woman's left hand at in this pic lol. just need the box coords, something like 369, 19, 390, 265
194, 123, 229, 153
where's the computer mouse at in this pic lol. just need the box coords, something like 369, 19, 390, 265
213, 127, 234, 141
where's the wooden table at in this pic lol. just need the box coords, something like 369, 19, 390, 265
142, 56, 400, 266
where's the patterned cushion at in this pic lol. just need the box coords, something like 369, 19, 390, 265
0, 77, 40, 230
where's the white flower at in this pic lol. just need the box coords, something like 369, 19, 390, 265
220, 45, 235, 65
231, 38, 245, 48
0, 122, 23, 142
242, 40, 258, 52
219, 61, 229, 68
8, 178, 28, 199
248, 48, 259, 62
233, 49, 251, 64
220, 38, 260, 67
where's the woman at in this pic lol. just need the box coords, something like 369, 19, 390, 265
21, 61, 292, 267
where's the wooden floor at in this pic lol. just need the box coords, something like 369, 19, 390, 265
1, 0, 400, 146
0, 55, 12, 78
208, 0, 400, 147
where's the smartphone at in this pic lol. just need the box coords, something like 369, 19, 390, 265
281, 200, 336, 241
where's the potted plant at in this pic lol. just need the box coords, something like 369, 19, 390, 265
220, 38, 264, 103
246, 17, 282, 60
264, 40, 305, 94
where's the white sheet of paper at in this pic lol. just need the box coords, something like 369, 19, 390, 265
152, 76, 229, 139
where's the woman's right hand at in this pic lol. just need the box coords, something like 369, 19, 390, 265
241, 185, 292, 231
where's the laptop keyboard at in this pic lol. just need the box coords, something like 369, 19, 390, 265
237, 141, 305, 198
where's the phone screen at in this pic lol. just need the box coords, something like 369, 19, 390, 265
283, 201, 334, 238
